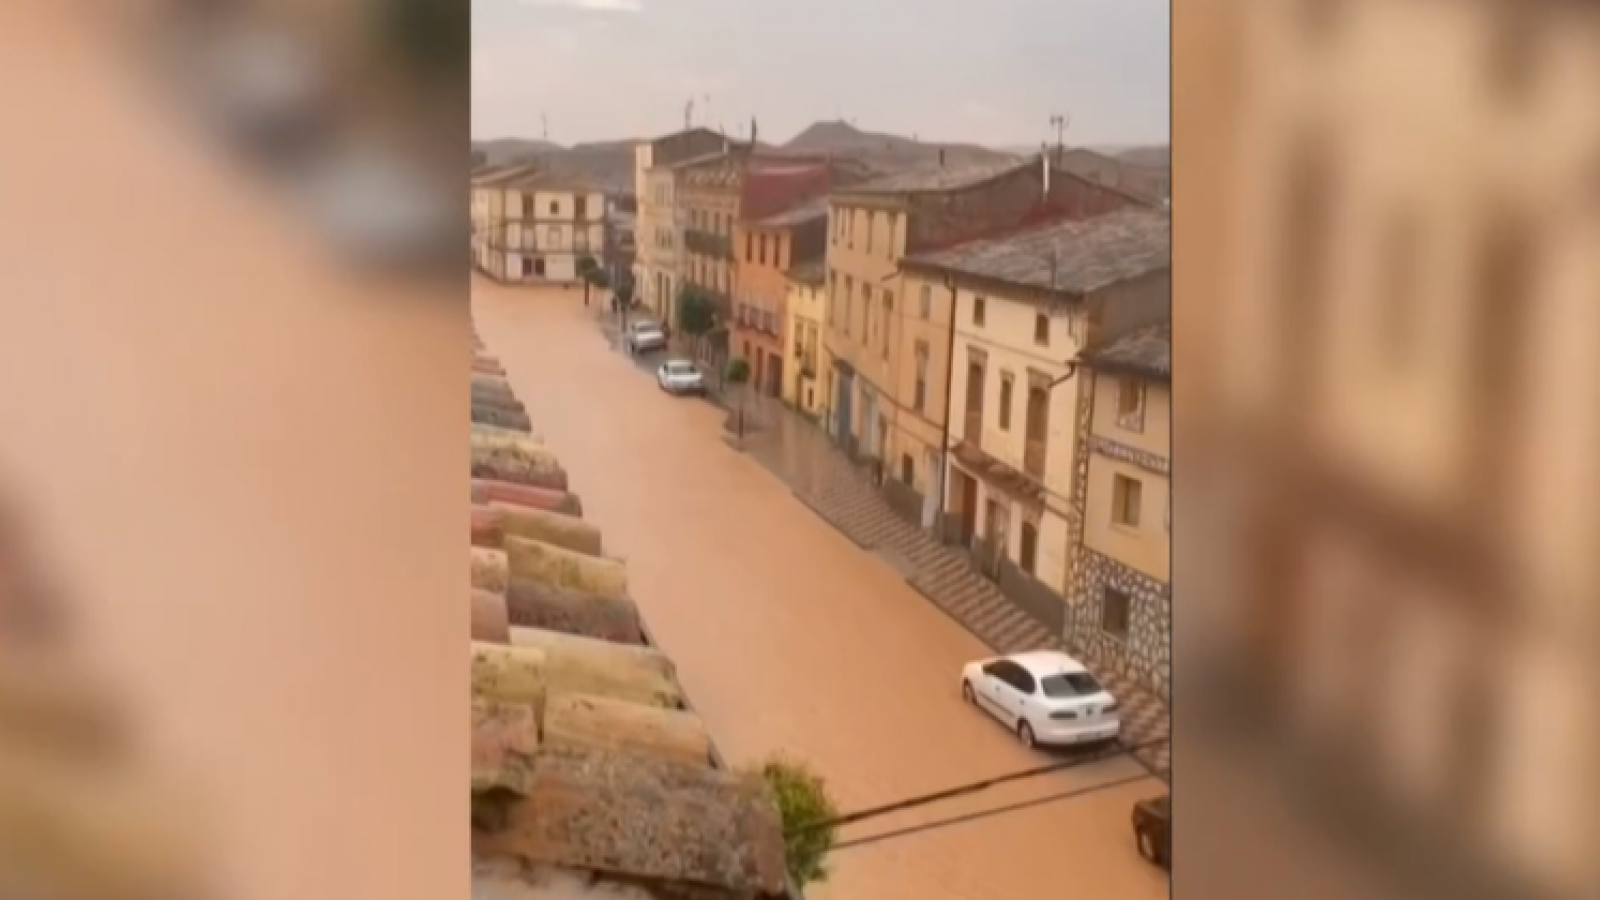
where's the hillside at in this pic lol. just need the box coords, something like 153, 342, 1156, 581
472, 138, 642, 194
476, 138, 566, 165
782, 120, 1016, 170
1111, 145, 1169, 169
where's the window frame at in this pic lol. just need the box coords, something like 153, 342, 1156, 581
1112, 473, 1143, 529
1101, 587, 1132, 641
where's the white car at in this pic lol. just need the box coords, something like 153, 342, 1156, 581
960, 651, 1121, 749
625, 319, 668, 354
656, 359, 706, 395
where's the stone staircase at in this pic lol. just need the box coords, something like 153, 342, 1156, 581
749, 417, 1172, 779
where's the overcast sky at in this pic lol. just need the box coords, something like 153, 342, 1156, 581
471, 0, 1169, 148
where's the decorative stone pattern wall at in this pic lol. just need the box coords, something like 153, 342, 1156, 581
1087, 434, 1169, 476
1067, 548, 1171, 702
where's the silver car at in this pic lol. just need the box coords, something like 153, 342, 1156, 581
624, 319, 668, 355
656, 359, 706, 395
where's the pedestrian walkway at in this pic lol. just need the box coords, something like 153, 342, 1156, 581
742, 407, 1171, 779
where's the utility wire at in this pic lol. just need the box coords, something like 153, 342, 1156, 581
831, 771, 1156, 853
786, 738, 1166, 839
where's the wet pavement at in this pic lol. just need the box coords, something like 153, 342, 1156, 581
473, 278, 1168, 900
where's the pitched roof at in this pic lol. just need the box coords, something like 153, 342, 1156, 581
496, 170, 610, 194
902, 207, 1170, 295
787, 258, 827, 285
1081, 321, 1171, 381
834, 158, 1032, 196
474, 163, 542, 187
751, 198, 829, 230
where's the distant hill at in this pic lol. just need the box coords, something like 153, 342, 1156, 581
475, 138, 566, 165
1110, 146, 1169, 169
781, 121, 1017, 171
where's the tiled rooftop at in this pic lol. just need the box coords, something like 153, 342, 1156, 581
752, 198, 829, 230
833, 158, 1032, 196
1081, 321, 1171, 381
902, 207, 1170, 295
469, 335, 792, 900
786, 258, 827, 285
474, 163, 543, 188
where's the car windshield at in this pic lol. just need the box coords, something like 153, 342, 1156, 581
634, 322, 662, 333
1039, 671, 1102, 698
664, 361, 696, 375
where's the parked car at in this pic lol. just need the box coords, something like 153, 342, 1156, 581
1131, 794, 1170, 869
959, 651, 1120, 748
625, 319, 667, 354
656, 359, 706, 396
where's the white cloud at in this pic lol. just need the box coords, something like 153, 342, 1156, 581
522, 0, 642, 11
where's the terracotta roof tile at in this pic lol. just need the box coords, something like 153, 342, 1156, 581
903, 208, 1170, 295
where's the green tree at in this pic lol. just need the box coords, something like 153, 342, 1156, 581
746, 755, 839, 889
724, 357, 751, 386
576, 256, 601, 307
676, 286, 716, 356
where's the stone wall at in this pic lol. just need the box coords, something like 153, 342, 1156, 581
1066, 547, 1171, 702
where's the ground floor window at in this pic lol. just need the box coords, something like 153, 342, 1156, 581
900, 453, 914, 485
1102, 587, 1131, 640
534, 258, 546, 277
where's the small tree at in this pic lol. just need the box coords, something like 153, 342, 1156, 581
576, 256, 600, 306
676, 286, 716, 356
725, 357, 751, 386
747, 755, 838, 889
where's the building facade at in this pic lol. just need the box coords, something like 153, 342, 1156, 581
471, 163, 539, 275
632, 129, 728, 323
783, 260, 827, 416
1068, 323, 1171, 702
486, 172, 608, 284
733, 200, 828, 398
824, 157, 1142, 493
912, 209, 1170, 646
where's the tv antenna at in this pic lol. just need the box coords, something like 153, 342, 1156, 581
541, 113, 549, 141
1049, 114, 1070, 164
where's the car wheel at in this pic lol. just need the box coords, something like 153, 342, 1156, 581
961, 681, 975, 704
1018, 720, 1036, 748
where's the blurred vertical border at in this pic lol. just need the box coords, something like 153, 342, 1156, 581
1175, 1, 1599, 900
0, 1, 470, 899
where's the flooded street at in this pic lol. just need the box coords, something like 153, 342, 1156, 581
473, 277, 1167, 900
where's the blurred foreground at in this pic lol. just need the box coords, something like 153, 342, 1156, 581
1178, 1, 1599, 900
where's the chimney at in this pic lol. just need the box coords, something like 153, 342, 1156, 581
938, 148, 946, 167
1042, 152, 1051, 202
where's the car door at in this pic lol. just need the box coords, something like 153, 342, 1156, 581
982, 662, 1027, 725
978, 662, 1013, 720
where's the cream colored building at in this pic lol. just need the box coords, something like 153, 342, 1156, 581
783, 260, 827, 415
1070, 323, 1170, 700
1196, 1, 1600, 895
488, 171, 607, 284
471, 163, 538, 274
633, 129, 728, 322
915, 208, 1169, 643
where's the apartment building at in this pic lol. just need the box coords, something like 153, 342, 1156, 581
823, 156, 1140, 492
471, 163, 539, 275
632, 129, 728, 322
486, 171, 608, 284
913, 208, 1169, 642
1197, 1, 1600, 896
783, 260, 827, 416
1070, 322, 1170, 701
733, 199, 828, 398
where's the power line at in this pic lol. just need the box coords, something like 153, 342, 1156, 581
831, 771, 1155, 854
787, 738, 1165, 839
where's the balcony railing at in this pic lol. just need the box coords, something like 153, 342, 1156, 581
684, 229, 733, 259
1024, 438, 1047, 479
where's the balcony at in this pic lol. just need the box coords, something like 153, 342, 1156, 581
684, 229, 733, 260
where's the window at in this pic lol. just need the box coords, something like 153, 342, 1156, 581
999, 372, 1014, 430
919, 284, 932, 319
866, 212, 875, 253
1034, 313, 1050, 346
533, 258, 546, 277
973, 295, 987, 326
1101, 588, 1131, 640
759, 235, 769, 265
548, 200, 559, 215
1116, 378, 1146, 431
575, 197, 587, 220
881, 294, 892, 358
828, 272, 837, 325
860, 283, 871, 339
844, 277, 855, 336
522, 257, 533, 277
746, 233, 754, 261
1041, 671, 1103, 698
1112, 475, 1142, 528
900, 453, 914, 485
1019, 520, 1038, 575
547, 226, 562, 248
914, 341, 929, 412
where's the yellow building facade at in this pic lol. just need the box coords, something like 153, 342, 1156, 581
783, 261, 827, 415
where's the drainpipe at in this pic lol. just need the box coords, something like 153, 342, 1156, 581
936, 272, 959, 542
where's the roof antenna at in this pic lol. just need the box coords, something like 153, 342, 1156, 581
685, 98, 695, 129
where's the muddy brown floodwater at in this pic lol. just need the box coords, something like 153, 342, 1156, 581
473, 278, 1169, 900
